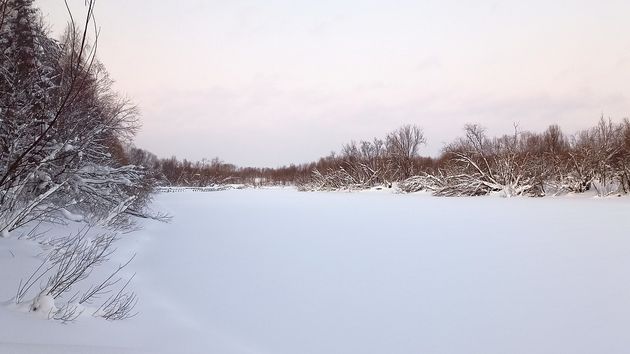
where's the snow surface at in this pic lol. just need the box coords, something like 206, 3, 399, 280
2, 188, 630, 353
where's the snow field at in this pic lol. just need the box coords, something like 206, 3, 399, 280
2, 188, 630, 354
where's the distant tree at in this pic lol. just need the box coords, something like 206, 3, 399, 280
564, 117, 624, 195
433, 124, 541, 197
617, 119, 630, 193
385, 125, 426, 179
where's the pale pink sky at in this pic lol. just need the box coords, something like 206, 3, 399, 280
37, 0, 630, 167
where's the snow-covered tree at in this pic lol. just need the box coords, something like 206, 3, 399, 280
1, 0, 156, 322
433, 124, 541, 197
0, 0, 154, 235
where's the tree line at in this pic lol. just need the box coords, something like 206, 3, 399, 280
127, 125, 432, 188
299, 119, 630, 197
428, 118, 630, 197
139, 118, 630, 198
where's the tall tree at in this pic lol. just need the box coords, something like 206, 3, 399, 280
0, 0, 154, 234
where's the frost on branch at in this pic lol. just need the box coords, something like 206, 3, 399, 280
15, 227, 138, 322
0, 0, 156, 235
431, 124, 539, 197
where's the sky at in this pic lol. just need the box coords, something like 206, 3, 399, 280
36, 0, 630, 167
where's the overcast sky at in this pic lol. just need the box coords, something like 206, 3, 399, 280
36, 0, 630, 167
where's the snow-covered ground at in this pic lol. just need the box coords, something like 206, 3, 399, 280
2, 188, 630, 354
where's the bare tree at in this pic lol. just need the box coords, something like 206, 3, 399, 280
432, 124, 540, 197
563, 118, 623, 195
386, 125, 426, 179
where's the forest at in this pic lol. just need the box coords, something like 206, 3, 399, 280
138, 119, 630, 198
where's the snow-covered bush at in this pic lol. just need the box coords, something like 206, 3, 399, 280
592, 179, 621, 197
15, 228, 137, 322
299, 168, 368, 191
434, 124, 540, 197
398, 174, 444, 193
